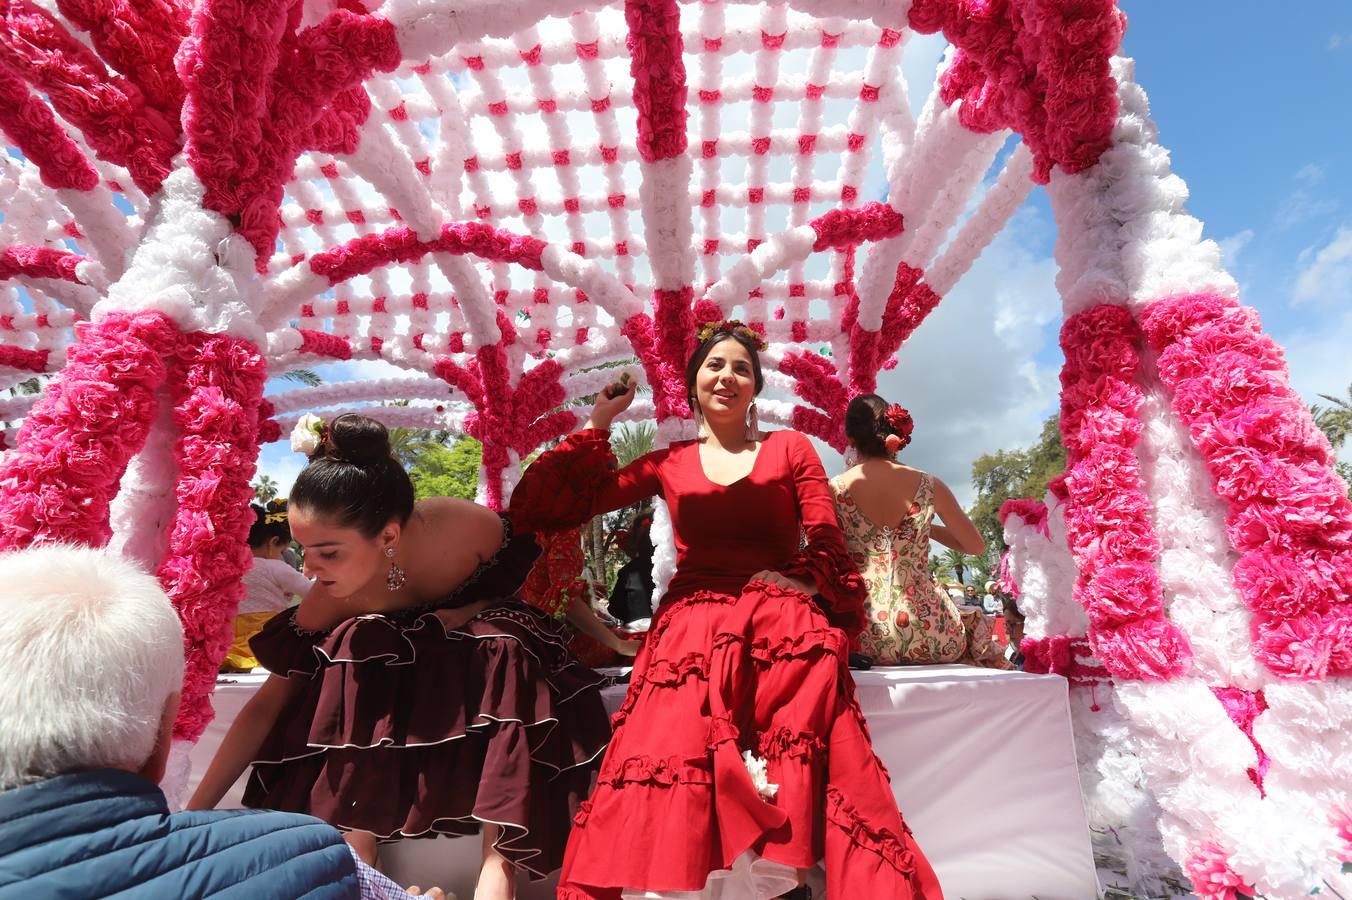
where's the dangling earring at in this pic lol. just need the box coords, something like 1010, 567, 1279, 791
844, 445, 859, 468
745, 400, 759, 440
694, 405, 707, 439
385, 546, 406, 591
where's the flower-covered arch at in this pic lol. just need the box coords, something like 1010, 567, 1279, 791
1, 0, 1348, 895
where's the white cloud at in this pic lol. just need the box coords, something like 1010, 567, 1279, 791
254, 442, 308, 498
1330, 33, 1352, 50
1296, 163, 1325, 184
1275, 189, 1339, 231
1217, 228, 1254, 271
1293, 224, 1352, 304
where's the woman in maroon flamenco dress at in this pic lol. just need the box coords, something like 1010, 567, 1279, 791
512, 323, 943, 900
189, 414, 610, 899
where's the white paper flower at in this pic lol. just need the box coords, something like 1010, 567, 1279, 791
742, 750, 779, 801
290, 413, 325, 455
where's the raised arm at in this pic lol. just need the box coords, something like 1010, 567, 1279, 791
511, 378, 665, 533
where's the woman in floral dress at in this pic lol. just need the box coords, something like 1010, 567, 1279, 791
831, 395, 1009, 668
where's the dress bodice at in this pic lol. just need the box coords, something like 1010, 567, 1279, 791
830, 472, 936, 597
510, 428, 867, 636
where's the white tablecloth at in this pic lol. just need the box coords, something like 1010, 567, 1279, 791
191, 665, 1097, 899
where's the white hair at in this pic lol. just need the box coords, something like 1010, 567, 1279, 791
0, 544, 184, 791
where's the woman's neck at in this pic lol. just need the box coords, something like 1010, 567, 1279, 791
702, 415, 753, 450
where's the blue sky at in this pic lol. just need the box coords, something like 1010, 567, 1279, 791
1115, 1, 1352, 402
253, 4, 1352, 501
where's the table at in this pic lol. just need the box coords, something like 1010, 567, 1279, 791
191, 666, 1098, 899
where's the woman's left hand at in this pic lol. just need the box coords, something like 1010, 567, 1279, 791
751, 570, 816, 596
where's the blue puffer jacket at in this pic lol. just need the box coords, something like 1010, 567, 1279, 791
0, 768, 358, 898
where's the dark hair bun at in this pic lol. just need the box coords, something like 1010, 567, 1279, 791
844, 393, 908, 459
292, 414, 415, 537
326, 414, 394, 467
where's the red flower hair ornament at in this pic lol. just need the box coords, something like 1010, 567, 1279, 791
883, 404, 913, 455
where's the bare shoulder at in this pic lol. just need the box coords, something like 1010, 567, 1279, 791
416, 497, 504, 559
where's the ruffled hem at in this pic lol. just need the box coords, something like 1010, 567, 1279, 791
559, 581, 939, 898
244, 597, 611, 878
824, 786, 920, 878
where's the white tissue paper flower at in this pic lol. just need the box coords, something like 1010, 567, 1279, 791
743, 750, 779, 801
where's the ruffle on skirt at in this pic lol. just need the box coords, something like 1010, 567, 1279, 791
244, 600, 611, 879
557, 583, 943, 900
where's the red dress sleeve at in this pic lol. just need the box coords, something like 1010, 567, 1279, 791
509, 428, 665, 534
778, 432, 869, 637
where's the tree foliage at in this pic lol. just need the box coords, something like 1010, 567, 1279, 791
409, 437, 483, 501
252, 474, 279, 503
1312, 383, 1352, 498
968, 414, 1066, 553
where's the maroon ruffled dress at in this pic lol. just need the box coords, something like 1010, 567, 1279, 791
511, 429, 943, 900
242, 517, 611, 879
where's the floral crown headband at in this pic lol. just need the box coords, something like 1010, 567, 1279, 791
695, 319, 768, 352
290, 413, 327, 457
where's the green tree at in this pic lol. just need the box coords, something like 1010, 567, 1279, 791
1312, 383, 1352, 498
252, 474, 279, 503
968, 414, 1066, 555
936, 548, 980, 586
1312, 384, 1352, 451
409, 437, 482, 500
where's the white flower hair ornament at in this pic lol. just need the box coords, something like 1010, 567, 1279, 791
290, 413, 327, 457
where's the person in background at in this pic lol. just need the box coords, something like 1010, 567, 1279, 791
1004, 596, 1027, 669
0, 544, 361, 898
222, 498, 313, 672
981, 582, 1002, 616
831, 394, 1011, 669
607, 509, 656, 624
521, 525, 642, 666
963, 585, 980, 608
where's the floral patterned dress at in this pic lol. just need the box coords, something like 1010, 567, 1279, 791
832, 472, 1003, 666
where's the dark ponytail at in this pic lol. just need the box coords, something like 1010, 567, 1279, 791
290, 414, 415, 537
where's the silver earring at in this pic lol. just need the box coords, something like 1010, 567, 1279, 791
385, 546, 406, 591
844, 447, 859, 467
694, 406, 707, 439
745, 400, 759, 440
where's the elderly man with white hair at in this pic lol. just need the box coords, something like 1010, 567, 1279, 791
0, 544, 363, 897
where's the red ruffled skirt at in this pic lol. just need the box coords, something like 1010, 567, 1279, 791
557, 581, 943, 899
243, 599, 611, 879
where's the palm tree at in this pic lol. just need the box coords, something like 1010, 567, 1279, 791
252, 474, 279, 502
937, 548, 974, 585
612, 422, 655, 466
1312, 384, 1352, 451
278, 368, 323, 387
387, 427, 442, 468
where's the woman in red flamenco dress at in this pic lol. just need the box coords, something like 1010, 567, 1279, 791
512, 322, 943, 900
